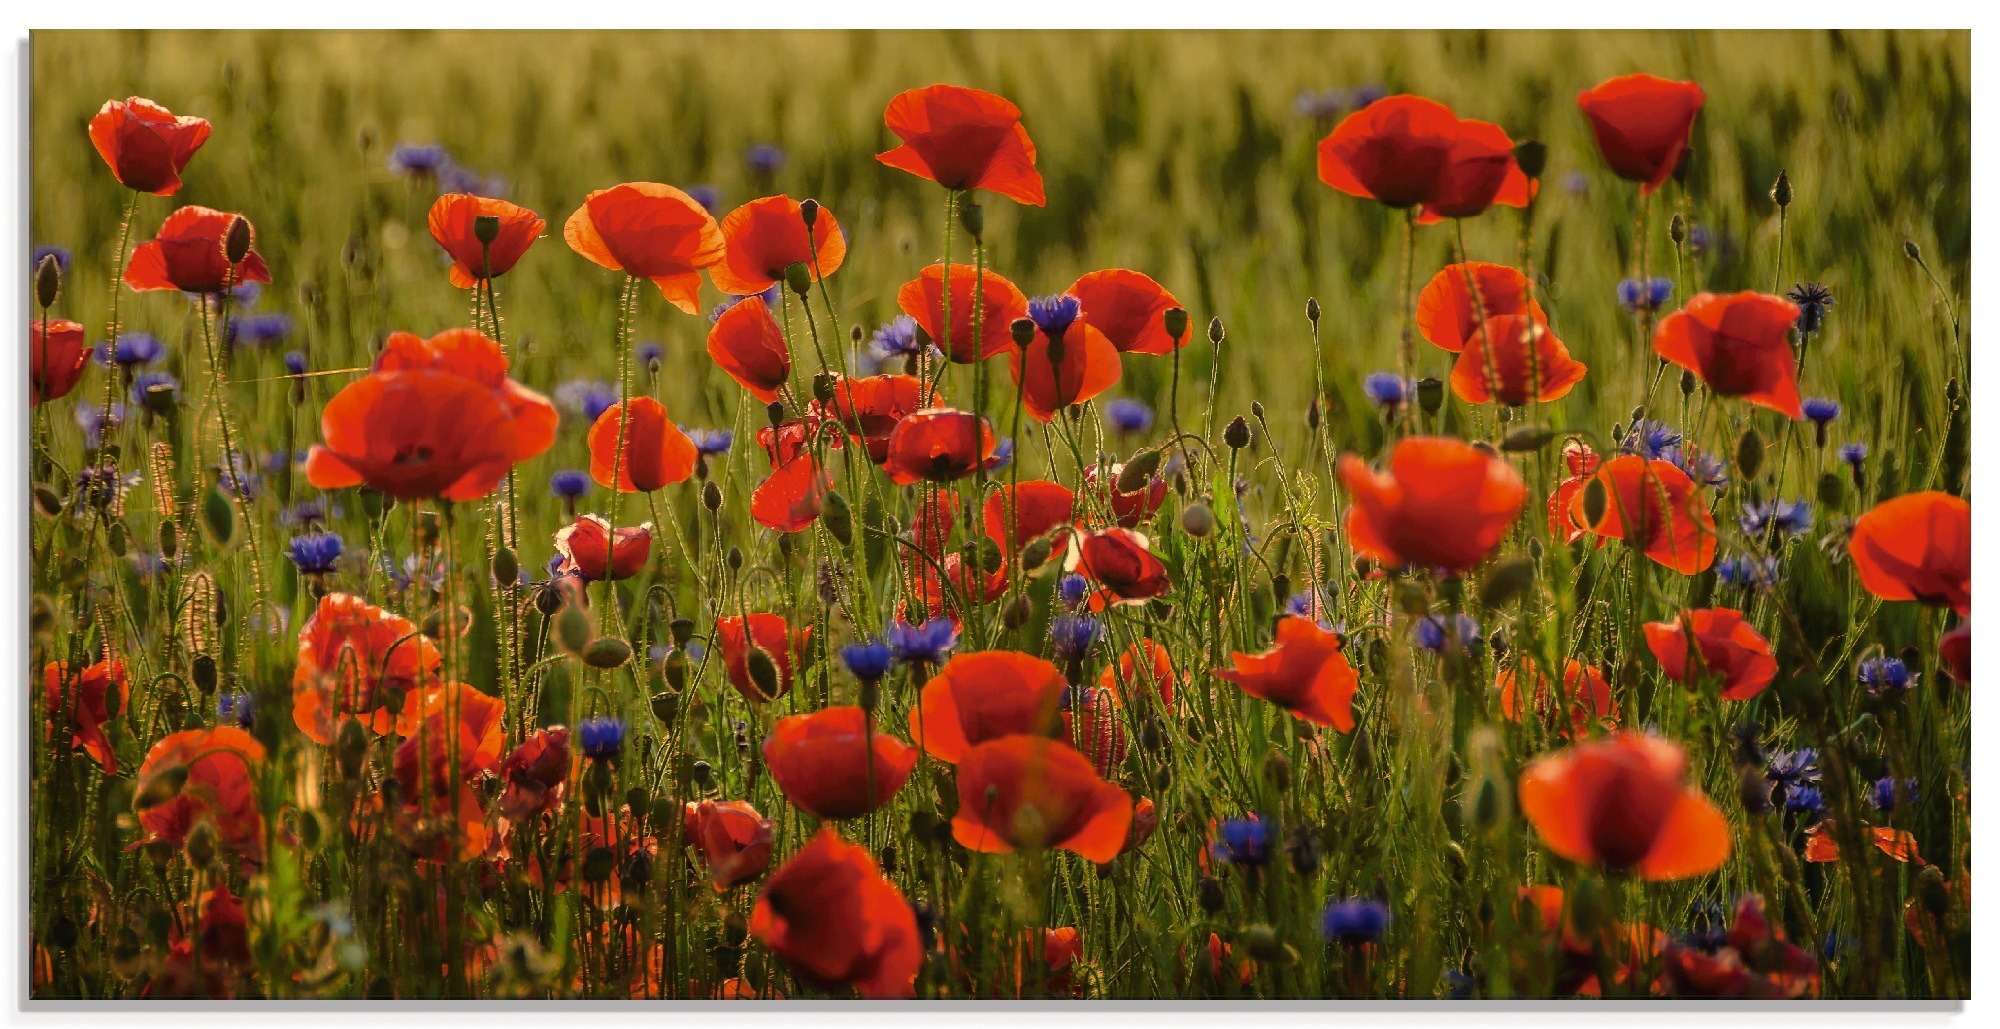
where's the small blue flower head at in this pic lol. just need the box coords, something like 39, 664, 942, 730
686, 184, 722, 213
1688, 224, 1713, 254
217, 692, 255, 730
1362, 371, 1410, 410
1801, 397, 1841, 427
1209, 816, 1270, 867
1765, 747, 1820, 785
283, 350, 309, 376
983, 437, 1016, 472
1617, 277, 1674, 314
746, 143, 786, 176
98, 333, 166, 368
1058, 573, 1092, 609
685, 428, 735, 456
1321, 897, 1391, 946
388, 142, 452, 176
1857, 656, 1915, 695
1740, 498, 1814, 541
130, 370, 180, 407
75, 403, 125, 449
1104, 398, 1155, 435
440, 164, 508, 199
282, 499, 332, 528
635, 340, 665, 370
1026, 294, 1082, 338
1869, 777, 1918, 812
1292, 88, 1347, 120
1667, 446, 1730, 488
1715, 553, 1782, 591
887, 617, 960, 667
840, 639, 895, 683
34, 244, 72, 272
578, 716, 626, 761
1618, 419, 1682, 459
1839, 442, 1868, 469
287, 530, 345, 576
1049, 615, 1102, 660
1783, 783, 1825, 816
549, 469, 592, 501
1350, 83, 1387, 107
1561, 171, 1589, 196
554, 380, 618, 423
219, 455, 263, 501
228, 280, 263, 306
1415, 613, 1482, 654
870, 314, 927, 358
228, 312, 294, 346
1786, 282, 1836, 334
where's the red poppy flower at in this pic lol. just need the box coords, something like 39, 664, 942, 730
1338, 436, 1527, 574
1083, 461, 1168, 529
1010, 318, 1122, 422
1577, 74, 1705, 195
1099, 639, 1175, 709
1518, 731, 1730, 881
132, 726, 266, 865
711, 195, 846, 296
752, 454, 832, 534
1515, 885, 1664, 997
1548, 441, 1604, 545
553, 514, 653, 581
1658, 895, 1818, 999
1417, 117, 1526, 220
1497, 659, 1617, 737
291, 592, 440, 745
42, 660, 129, 774
1317, 95, 1495, 209
1068, 269, 1187, 355
983, 479, 1076, 558
715, 613, 811, 703
897, 263, 1029, 363
588, 396, 698, 492
756, 414, 835, 470
877, 84, 1046, 206
913, 551, 1008, 619
815, 373, 924, 464
1568, 454, 1717, 574
706, 297, 792, 402
683, 799, 776, 891
1449, 313, 1587, 406
952, 735, 1134, 863
911, 650, 1067, 763
1847, 491, 1971, 615
1069, 527, 1170, 606
764, 706, 918, 821
371, 327, 559, 463
1415, 262, 1545, 354
89, 97, 211, 195
749, 827, 922, 999
391, 682, 506, 861
1941, 621, 1971, 684
497, 726, 569, 821
1213, 616, 1359, 730
1064, 686, 1128, 778
1803, 821, 1920, 864
1652, 292, 1804, 418
124, 207, 272, 294
564, 182, 726, 312
883, 407, 996, 485
1643, 608, 1777, 700
427, 193, 544, 288
30, 319, 90, 407
145, 884, 248, 998
304, 369, 517, 501
1122, 796, 1160, 855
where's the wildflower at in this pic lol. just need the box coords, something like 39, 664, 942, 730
1085, 460, 1167, 528
717, 613, 810, 703
1099, 639, 1176, 709
1857, 656, 1916, 696
553, 515, 653, 581
685, 428, 734, 456
427, 193, 544, 287
577, 716, 625, 762
984, 437, 1015, 472
1214, 616, 1360, 730
910, 650, 1064, 763
1766, 746, 1821, 787
1739, 498, 1814, 541
1868, 777, 1918, 812
1340, 437, 1527, 574
549, 469, 591, 504
216, 692, 254, 730
75, 403, 124, 448
839, 639, 894, 683
684, 799, 776, 891
1518, 731, 1730, 880
286, 530, 344, 576
1801, 396, 1841, 428
1839, 441, 1868, 470
98, 332, 166, 367
1939, 622, 1971, 684
1362, 371, 1411, 411
1618, 277, 1674, 313
984, 479, 1076, 557
1847, 492, 1970, 615
1416, 262, 1544, 353
1008, 304, 1120, 420
877, 84, 1046, 206
41, 660, 129, 774
1321, 897, 1391, 946
1058, 573, 1091, 609
1783, 784, 1824, 817
705, 295, 791, 402
1666, 445, 1729, 488
1653, 292, 1805, 418
1104, 398, 1155, 434
1498, 660, 1617, 737
1787, 282, 1835, 333
1416, 613, 1482, 653
1450, 314, 1587, 406
130, 550, 170, 579
883, 407, 995, 484
1561, 171, 1589, 195
868, 315, 928, 361
554, 379, 618, 421
684, 183, 722, 213
1643, 608, 1776, 700
1027, 293, 1084, 338
764, 707, 918, 820
1209, 816, 1270, 867
1068, 269, 1188, 354
1317, 95, 1522, 216
952, 736, 1133, 862
712, 195, 845, 296
1294, 88, 1347, 120
124, 207, 271, 295
1576, 74, 1705, 194
751, 453, 832, 534
280, 350, 309, 377
290, 593, 439, 744
1659, 895, 1818, 999
1069, 529, 1170, 605
497, 727, 570, 820
132, 726, 266, 864
816, 373, 924, 464
588, 397, 699, 492
389, 683, 506, 861
897, 263, 1029, 362
1617, 418, 1682, 459
1567, 455, 1717, 574
89, 97, 211, 195
227, 311, 293, 347
1715, 553, 1782, 591
749, 828, 921, 998
744, 142, 785, 176
564, 182, 726, 312
387, 142, 450, 176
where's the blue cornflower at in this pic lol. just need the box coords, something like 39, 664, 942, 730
1321, 897, 1391, 946
840, 639, 895, 683
870, 315, 927, 358
1783, 783, 1825, 816
1561, 171, 1589, 196
685, 184, 722, 213
388, 142, 451, 176
1869, 777, 1918, 812
219, 455, 263, 501
554, 380, 618, 423
635, 340, 665, 370
384, 553, 448, 594
1786, 282, 1835, 334
1839, 442, 1867, 469
886, 617, 960, 667
1802, 397, 1841, 427
228, 312, 294, 346
1688, 225, 1713, 254
1292, 88, 1347, 120
1618, 419, 1682, 459
1209, 816, 1270, 867
1049, 615, 1102, 660
263, 449, 306, 475
1715, 553, 1782, 591
75, 403, 125, 449
283, 350, 309, 375
440, 165, 508, 198
1104, 398, 1155, 435
1667, 446, 1729, 488
685, 428, 734, 456
578, 716, 626, 761
130, 550, 170, 579
746, 143, 786, 176
228, 280, 262, 306
1350, 83, 1387, 107
97, 333, 165, 368
1058, 573, 1092, 609
34, 244, 71, 272
1740, 498, 1814, 541
1618, 277, 1674, 314
1362, 371, 1410, 411
1765, 748, 1820, 785
217, 692, 255, 730
130, 370, 180, 407
1415, 613, 1482, 654
1026, 294, 1082, 338
281, 499, 333, 527
1857, 656, 1916, 696
287, 531, 345, 575
549, 469, 592, 501
983, 438, 1016, 472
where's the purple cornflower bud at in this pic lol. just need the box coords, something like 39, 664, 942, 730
1026, 294, 1082, 338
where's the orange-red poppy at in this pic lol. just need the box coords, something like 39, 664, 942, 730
1515, 885, 1663, 997
1214, 616, 1360, 730
1643, 608, 1777, 700
145, 883, 248, 998
427, 193, 544, 288
1803, 821, 1920, 864
706, 297, 792, 402
587, 396, 698, 492
497, 726, 569, 821
1317, 95, 1513, 212
1084, 461, 1168, 529
1065, 686, 1128, 778
1415, 262, 1546, 354
391, 682, 506, 862
124, 207, 272, 294
913, 550, 1008, 618
553, 514, 653, 581
291, 592, 440, 745
1099, 639, 1176, 709
304, 371, 519, 501
1338, 436, 1527, 574
42, 659, 129, 774
1123, 796, 1160, 855
715, 613, 811, 703
1069, 527, 1170, 605
30, 319, 90, 407
883, 407, 996, 485
815, 373, 924, 464
1658, 895, 1818, 999
750, 827, 922, 998
911, 650, 1067, 763
983, 479, 1076, 555
132, 726, 266, 865
877, 84, 1046, 206
1518, 731, 1730, 880
711, 195, 846, 296
89, 97, 211, 196
1847, 491, 1971, 615
1497, 659, 1617, 737
1577, 74, 1705, 195
1567, 454, 1717, 574
1652, 292, 1804, 418
1418, 117, 1532, 221
952, 735, 1134, 863
1068, 270, 1187, 355
897, 263, 1029, 363
370, 327, 559, 463
752, 454, 832, 534
756, 413, 834, 469
764, 706, 918, 821
683, 799, 776, 891
1547, 441, 1603, 545
564, 182, 726, 313
1450, 313, 1587, 406
1010, 318, 1122, 422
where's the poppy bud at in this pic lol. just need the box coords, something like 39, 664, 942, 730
1770, 169, 1792, 209
492, 546, 519, 588
1117, 449, 1162, 493
1479, 556, 1534, 608
32, 485, 62, 518
1735, 427, 1766, 481
1513, 138, 1547, 180
799, 198, 820, 229
1262, 748, 1292, 792
1242, 924, 1282, 961
784, 261, 812, 297
1001, 592, 1034, 629
1223, 416, 1251, 451
107, 521, 130, 557
473, 214, 501, 246
132, 765, 189, 809
1500, 426, 1555, 452
850, 324, 865, 344
583, 637, 632, 669
184, 821, 218, 869
1581, 477, 1608, 527
1904, 239, 1922, 262
812, 371, 837, 406
1395, 582, 1428, 617
1416, 377, 1444, 416
192, 654, 218, 694
650, 689, 680, 725
201, 486, 234, 544
35, 253, 60, 309
333, 715, 370, 779
822, 490, 853, 546
1010, 317, 1036, 349
765, 401, 787, 431
1670, 213, 1687, 246
1251, 401, 1266, 424
1207, 317, 1225, 346
1679, 368, 1697, 397
691, 759, 712, 786
1305, 297, 1321, 324
1020, 536, 1052, 571
746, 646, 781, 700
702, 480, 723, 513
1162, 307, 1189, 344
1307, 398, 1321, 430
1815, 471, 1843, 509
663, 649, 688, 692
957, 201, 982, 240
726, 545, 744, 572
225, 216, 252, 265
553, 602, 594, 658
1197, 875, 1225, 913
1180, 502, 1215, 538
1919, 865, 1950, 916
1945, 377, 1961, 403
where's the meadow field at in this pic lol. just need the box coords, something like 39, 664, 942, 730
26, 29, 1971, 1000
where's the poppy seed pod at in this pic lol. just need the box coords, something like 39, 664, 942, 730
473, 214, 501, 245
746, 646, 781, 700
702, 480, 723, 512
1501, 426, 1555, 452
1770, 169, 1792, 209
583, 637, 632, 669
1002, 592, 1035, 629
1180, 502, 1215, 537
1904, 239, 1922, 262
1207, 316, 1225, 345
491, 546, 519, 587
1224, 416, 1251, 451
957, 202, 983, 240
1116, 449, 1162, 493
1011, 317, 1036, 348
184, 821, 219, 869
132, 764, 189, 809
726, 545, 744, 572
1580, 477, 1608, 527
785, 261, 812, 297
822, 489, 853, 545
1735, 427, 1765, 480
1416, 377, 1444, 416
553, 602, 594, 657
1162, 307, 1189, 343
36, 254, 60, 309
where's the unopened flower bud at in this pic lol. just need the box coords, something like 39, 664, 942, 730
784, 261, 811, 297
35, 254, 60, 310
1416, 377, 1444, 416
225, 216, 252, 264
1223, 416, 1251, 451
1770, 169, 1792, 209
957, 201, 982, 240
1513, 139, 1547, 180
799, 198, 820, 228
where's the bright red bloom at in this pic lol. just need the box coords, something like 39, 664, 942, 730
304, 369, 516, 501
427, 193, 544, 288
1518, 731, 1730, 881
1415, 262, 1546, 354
983, 479, 1076, 556
1547, 441, 1604, 545
132, 726, 266, 865
89, 97, 211, 195
588, 396, 698, 492
124, 207, 271, 294
749, 828, 922, 998
291, 592, 440, 745
1069, 527, 1170, 606
391, 682, 506, 862
706, 297, 791, 402
752, 454, 832, 534
1643, 608, 1777, 700
497, 727, 570, 821
764, 706, 918, 821
1122, 796, 1160, 855
715, 613, 811, 703
1450, 313, 1587, 406
877, 84, 1046, 206
1577, 74, 1705, 195
1803, 821, 1920, 864
1847, 491, 1971, 615
883, 407, 996, 485
1419, 117, 1530, 220
711, 195, 845, 296
1498, 659, 1617, 737
952, 735, 1134, 863
1941, 620, 1971, 684
1065, 686, 1128, 778
1659, 895, 1819, 999
683, 799, 776, 891
564, 182, 726, 312
145, 883, 248, 998
1068, 269, 1187, 355
1338, 436, 1526, 574
30, 319, 90, 407
553, 514, 653, 581
1213, 616, 1359, 730
897, 263, 1029, 363
1568, 454, 1717, 574
1099, 639, 1175, 709
1317, 95, 1513, 211
1010, 318, 1121, 422
816, 373, 925, 463
911, 650, 1067, 763
42, 660, 129, 774
370, 327, 559, 463
1081, 461, 1168, 529
1652, 291, 1804, 418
